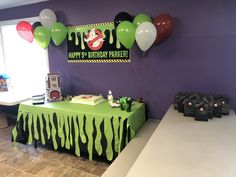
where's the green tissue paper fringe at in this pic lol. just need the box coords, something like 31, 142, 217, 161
12, 112, 135, 161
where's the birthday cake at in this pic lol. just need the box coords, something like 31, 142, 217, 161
70, 94, 104, 105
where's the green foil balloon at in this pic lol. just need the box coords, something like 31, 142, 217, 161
133, 13, 152, 27
51, 22, 68, 46
34, 26, 51, 49
116, 21, 136, 49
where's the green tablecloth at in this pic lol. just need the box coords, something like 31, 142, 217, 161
12, 100, 145, 161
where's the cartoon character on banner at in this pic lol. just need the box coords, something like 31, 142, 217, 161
84, 28, 104, 50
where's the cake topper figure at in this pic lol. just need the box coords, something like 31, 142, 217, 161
107, 90, 114, 104
107, 90, 120, 108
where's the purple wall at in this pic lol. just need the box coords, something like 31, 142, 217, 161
1, 0, 236, 119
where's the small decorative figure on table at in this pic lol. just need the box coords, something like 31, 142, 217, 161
138, 97, 144, 103
107, 90, 114, 104
65, 95, 73, 101
107, 90, 120, 108
119, 97, 133, 112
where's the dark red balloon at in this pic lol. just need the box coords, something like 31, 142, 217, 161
153, 13, 173, 43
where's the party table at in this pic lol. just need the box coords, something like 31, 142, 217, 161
12, 100, 145, 161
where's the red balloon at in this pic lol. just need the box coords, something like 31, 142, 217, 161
153, 13, 173, 43
16, 21, 34, 43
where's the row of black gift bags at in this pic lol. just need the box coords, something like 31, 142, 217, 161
194, 95, 230, 121
173, 92, 230, 121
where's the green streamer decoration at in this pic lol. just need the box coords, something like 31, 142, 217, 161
33, 115, 39, 140
59, 113, 65, 148
79, 114, 86, 144
45, 113, 51, 139
118, 117, 124, 153
113, 116, 120, 153
49, 113, 58, 150
57, 113, 62, 138
65, 115, 70, 149
12, 112, 23, 142
104, 117, 114, 161
85, 115, 94, 160
38, 113, 45, 145
69, 115, 73, 147
12, 127, 18, 142
12, 101, 145, 161
23, 112, 27, 131
95, 117, 103, 156
28, 113, 33, 144
73, 116, 80, 156
126, 125, 129, 145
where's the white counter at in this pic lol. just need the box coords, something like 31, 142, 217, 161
126, 106, 236, 177
0, 91, 30, 106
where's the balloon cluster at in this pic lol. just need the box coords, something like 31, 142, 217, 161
115, 12, 173, 52
16, 9, 67, 49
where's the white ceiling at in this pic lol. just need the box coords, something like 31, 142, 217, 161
0, 0, 49, 10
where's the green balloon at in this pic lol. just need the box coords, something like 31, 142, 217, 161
34, 26, 51, 49
133, 13, 152, 26
51, 22, 68, 46
116, 21, 136, 49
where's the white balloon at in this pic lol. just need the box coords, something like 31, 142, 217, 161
135, 22, 157, 52
39, 9, 57, 29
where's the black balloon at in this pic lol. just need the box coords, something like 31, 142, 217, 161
114, 12, 133, 28
32, 22, 42, 31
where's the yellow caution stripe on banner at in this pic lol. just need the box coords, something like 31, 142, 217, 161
68, 59, 131, 63
67, 22, 114, 29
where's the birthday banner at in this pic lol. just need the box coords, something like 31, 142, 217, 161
67, 22, 130, 63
